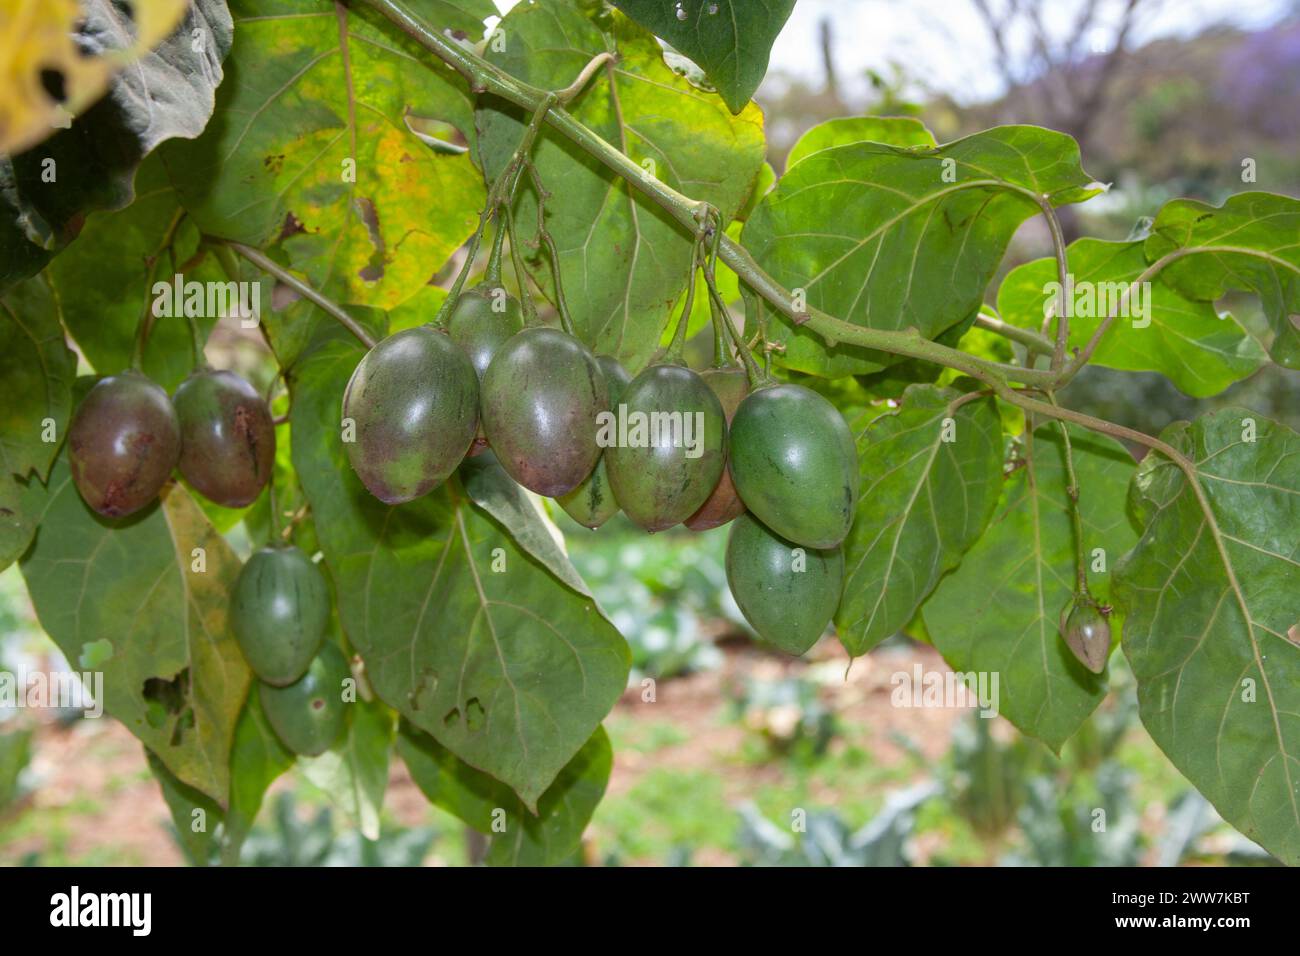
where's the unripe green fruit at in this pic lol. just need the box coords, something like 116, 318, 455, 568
230, 545, 329, 686
685, 366, 750, 531
606, 363, 726, 532
480, 327, 608, 497
558, 355, 631, 530
1061, 600, 1111, 674
173, 368, 275, 508
259, 643, 350, 757
68, 369, 181, 517
446, 285, 525, 381
341, 327, 479, 504
726, 513, 844, 655
728, 383, 859, 549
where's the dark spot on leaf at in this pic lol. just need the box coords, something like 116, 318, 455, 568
40, 68, 67, 103
354, 196, 386, 282
263, 153, 286, 174
279, 211, 305, 240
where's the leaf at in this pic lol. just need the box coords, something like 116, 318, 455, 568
608, 0, 795, 113
997, 238, 1267, 398
298, 694, 395, 841
786, 116, 937, 168
1, 0, 232, 289
165, 0, 485, 311
741, 126, 1102, 378
923, 423, 1137, 750
20, 458, 251, 803
398, 720, 612, 866
0, 276, 75, 482
1144, 192, 1300, 369
290, 340, 630, 810
477, 0, 765, 369
836, 385, 1003, 655
1115, 409, 1300, 865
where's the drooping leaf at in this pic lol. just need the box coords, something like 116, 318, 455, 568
997, 238, 1267, 398
164, 0, 485, 311
836, 385, 1003, 655
398, 720, 611, 866
478, 0, 765, 369
1, 0, 232, 289
609, 0, 796, 113
1144, 192, 1300, 369
923, 423, 1137, 750
298, 694, 395, 841
742, 126, 1101, 377
786, 116, 937, 168
290, 340, 629, 810
21, 458, 251, 803
1115, 409, 1300, 865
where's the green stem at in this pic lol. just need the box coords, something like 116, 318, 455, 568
527, 163, 574, 336
484, 214, 507, 286
130, 208, 187, 370
706, 221, 730, 367
1047, 392, 1089, 595
1037, 197, 1071, 371
974, 312, 1054, 356
186, 312, 207, 369
504, 199, 540, 328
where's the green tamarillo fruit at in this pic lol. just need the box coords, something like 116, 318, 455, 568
259, 642, 350, 757
728, 382, 859, 549
557, 355, 631, 529
725, 512, 844, 655
68, 369, 181, 518
172, 368, 275, 508
605, 363, 726, 532
684, 366, 750, 531
1061, 599, 1111, 674
447, 285, 525, 458
230, 544, 330, 686
341, 326, 479, 504
480, 327, 609, 497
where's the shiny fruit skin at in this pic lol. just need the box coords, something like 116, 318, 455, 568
480, 327, 608, 497
341, 327, 479, 504
726, 512, 844, 655
68, 369, 181, 518
605, 364, 726, 532
685, 366, 750, 531
173, 369, 275, 508
230, 545, 329, 686
1061, 601, 1111, 674
447, 285, 525, 381
728, 383, 859, 549
557, 356, 631, 529
259, 643, 350, 757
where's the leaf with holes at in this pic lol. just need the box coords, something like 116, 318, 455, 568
291, 340, 629, 810
742, 126, 1101, 377
923, 423, 1137, 750
837, 385, 1003, 656
1115, 409, 1300, 865
477, 0, 765, 368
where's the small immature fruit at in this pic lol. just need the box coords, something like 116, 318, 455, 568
260, 643, 350, 757
230, 545, 330, 686
480, 327, 608, 497
726, 513, 844, 655
606, 363, 726, 532
173, 368, 275, 508
1061, 599, 1111, 674
729, 383, 859, 549
558, 355, 631, 529
342, 327, 479, 504
685, 366, 749, 531
68, 369, 181, 518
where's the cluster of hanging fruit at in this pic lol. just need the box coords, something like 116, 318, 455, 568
66, 364, 345, 756
341, 278, 861, 656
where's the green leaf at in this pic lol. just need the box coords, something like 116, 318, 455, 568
742, 126, 1101, 377
609, 0, 795, 113
836, 385, 1003, 655
21, 458, 251, 803
398, 721, 612, 866
923, 423, 1137, 750
165, 0, 485, 311
786, 116, 937, 168
1115, 409, 1300, 865
997, 238, 1267, 398
298, 694, 395, 841
1, 0, 232, 290
290, 340, 630, 810
478, 0, 765, 369
1144, 192, 1300, 369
